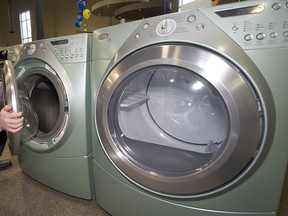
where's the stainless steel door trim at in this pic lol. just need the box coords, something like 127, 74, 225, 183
14, 59, 70, 152
3, 60, 21, 155
96, 43, 274, 198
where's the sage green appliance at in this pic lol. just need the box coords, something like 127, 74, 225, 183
3, 34, 94, 199
91, 1, 288, 215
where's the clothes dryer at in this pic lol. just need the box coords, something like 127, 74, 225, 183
91, 20, 142, 175
92, 0, 288, 215
91, 20, 142, 108
3, 34, 95, 199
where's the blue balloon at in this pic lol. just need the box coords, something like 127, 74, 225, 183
77, 13, 83, 22
78, 0, 86, 11
74, 20, 81, 28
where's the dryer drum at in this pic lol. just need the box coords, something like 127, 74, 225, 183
96, 44, 273, 197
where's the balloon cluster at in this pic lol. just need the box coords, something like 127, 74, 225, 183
75, 0, 91, 28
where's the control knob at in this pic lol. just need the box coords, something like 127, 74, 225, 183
156, 19, 176, 36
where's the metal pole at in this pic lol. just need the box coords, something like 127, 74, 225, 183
7, 0, 15, 33
35, 0, 45, 39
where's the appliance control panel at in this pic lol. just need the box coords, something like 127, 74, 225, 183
200, 0, 288, 49
127, 0, 287, 51
49, 34, 91, 63
22, 34, 91, 63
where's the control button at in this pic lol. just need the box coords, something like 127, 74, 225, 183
142, 23, 149, 30
187, 15, 196, 22
270, 32, 277, 38
232, 26, 238, 31
135, 33, 140, 39
272, 3, 281, 10
244, 34, 253, 41
98, 33, 108, 40
196, 23, 204, 30
284, 31, 288, 37
256, 33, 265, 40
27, 44, 36, 55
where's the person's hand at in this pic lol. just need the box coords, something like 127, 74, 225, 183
0, 105, 24, 133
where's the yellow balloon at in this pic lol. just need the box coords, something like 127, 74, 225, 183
83, 9, 91, 20
211, 0, 219, 6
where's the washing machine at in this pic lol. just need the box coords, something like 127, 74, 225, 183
91, 0, 288, 215
3, 33, 95, 199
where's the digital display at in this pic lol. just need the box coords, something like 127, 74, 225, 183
215, 4, 264, 17
50, 39, 69, 46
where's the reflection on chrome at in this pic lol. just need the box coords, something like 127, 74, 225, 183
192, 81, 204, 90
252, 5, 265, 13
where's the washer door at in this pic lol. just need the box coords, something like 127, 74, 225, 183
14, 58, 70, 152
96, 44, 270, 197
3, 60, 38, 155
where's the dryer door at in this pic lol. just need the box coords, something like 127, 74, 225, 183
3, 60, 38, 155
96, 44, 273, 198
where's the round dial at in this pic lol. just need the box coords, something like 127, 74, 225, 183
156, 19, 176, 36
27, 44, 36, 55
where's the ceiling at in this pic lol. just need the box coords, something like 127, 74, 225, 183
92, 0, 178, 20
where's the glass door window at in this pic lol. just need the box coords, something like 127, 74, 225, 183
109, 65, 229, 175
